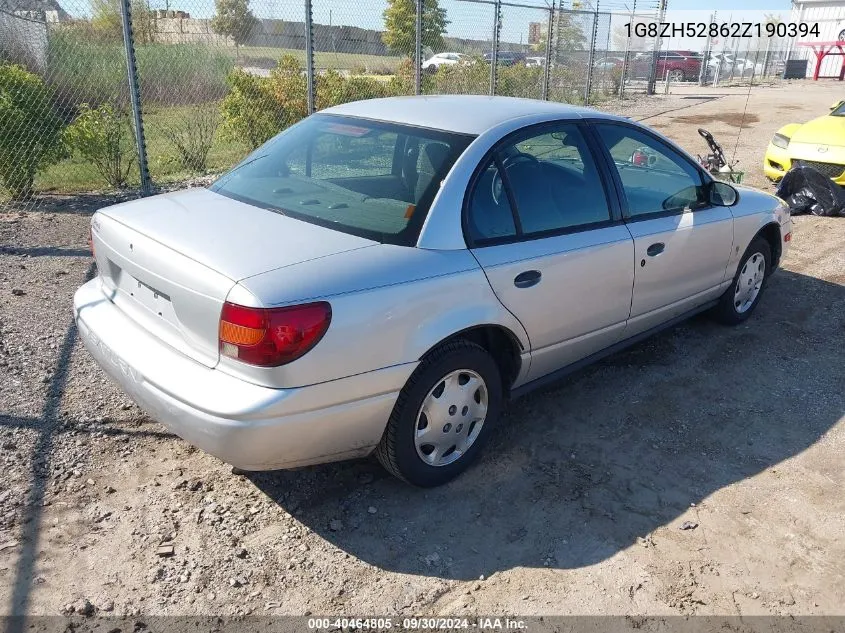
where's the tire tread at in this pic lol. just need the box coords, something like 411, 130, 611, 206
375, 339, 493, 485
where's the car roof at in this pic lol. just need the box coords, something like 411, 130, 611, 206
320, 95, 608, 135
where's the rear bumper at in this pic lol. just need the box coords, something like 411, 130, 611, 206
73, 278, 415, 470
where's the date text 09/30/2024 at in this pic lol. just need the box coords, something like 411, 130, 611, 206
307, 618, 527, 630
624, 22, 820, 39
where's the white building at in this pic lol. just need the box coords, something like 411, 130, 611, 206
790, 0, 845, 77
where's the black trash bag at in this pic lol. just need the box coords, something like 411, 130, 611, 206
775, 165, 845, 217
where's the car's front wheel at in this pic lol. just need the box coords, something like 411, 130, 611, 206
375, 340, 502, 487
712, 236, 772, 325
668, 68, 685, 82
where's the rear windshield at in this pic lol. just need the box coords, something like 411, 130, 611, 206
210, 114, 474, 245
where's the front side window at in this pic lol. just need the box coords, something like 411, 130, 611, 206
210, 115, 473, 245
594, 123, 707, 218
466, 122, 611, 244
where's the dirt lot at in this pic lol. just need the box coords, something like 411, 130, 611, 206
1, 80, 844, 620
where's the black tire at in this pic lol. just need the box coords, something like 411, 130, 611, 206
375, 339, 503, 487
838, 28, 845, 41
711, 236, 772, 325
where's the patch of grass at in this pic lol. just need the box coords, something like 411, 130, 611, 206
47, 29, 234, 108
36, 104, 251, 193
236, 46, 402, 72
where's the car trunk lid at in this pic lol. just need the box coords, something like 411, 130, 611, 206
92, 188, 375, 367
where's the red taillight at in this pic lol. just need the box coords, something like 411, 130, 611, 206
218, 301, 332, 367
784, 232, 792, 243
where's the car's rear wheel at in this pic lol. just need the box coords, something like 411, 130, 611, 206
375, 340, 502, 487
838, 28, 845, 41
712, 237, 771, 325
668, 68, 685, 82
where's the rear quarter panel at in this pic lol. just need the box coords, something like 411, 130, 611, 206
227, 246, 531, 389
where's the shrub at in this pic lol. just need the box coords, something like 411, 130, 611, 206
368, 64, 395, 76
0, 64, 66, 200
267, 55, 308, 126
431, 58, 488, 95
64, 103, 136, 188
221, 55, 405, 151
386, 56, 434, 95
317, 70, 391, 109
498, 64, 543, 99
162, 102, 221, 173
220, 68, 283, 150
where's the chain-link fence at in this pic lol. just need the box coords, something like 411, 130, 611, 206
0, 0, 699, 212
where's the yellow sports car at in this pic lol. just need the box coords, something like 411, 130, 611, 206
764, 100, 845, 185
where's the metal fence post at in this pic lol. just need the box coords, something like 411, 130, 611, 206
646, 0, 667, 95
763, 35, 772, 77
699, 12, 713, 86
119, 0, 151, 196
619, 0, 635, 101
305, 0, 315, 114
584, 2, 599, 105
541, 1, 554, 100
415, 0, 423, 95
489, 0, 501, 96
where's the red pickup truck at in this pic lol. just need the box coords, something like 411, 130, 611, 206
630, 50, 702, 82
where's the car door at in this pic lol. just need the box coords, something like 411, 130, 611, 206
591, 120, 734, 335
465, 121, 635, 382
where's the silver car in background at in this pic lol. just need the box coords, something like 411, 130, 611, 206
74, 96, 792, 487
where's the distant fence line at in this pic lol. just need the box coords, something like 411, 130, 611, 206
0, 0, 792, 212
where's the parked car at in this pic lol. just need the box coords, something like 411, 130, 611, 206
594, 56, 624, 71
483, 51, 526, 66
632, 50, 701, 81
525, 56, 546, 68
421, 52, 468, 73
75, 96, 791, 487
706, 53, 762, 78
764, 99, 845, 184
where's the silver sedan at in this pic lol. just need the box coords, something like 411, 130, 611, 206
74, 96, 792, 487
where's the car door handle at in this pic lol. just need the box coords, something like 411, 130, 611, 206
647, 242, 665, 257
514, 270, 542, 288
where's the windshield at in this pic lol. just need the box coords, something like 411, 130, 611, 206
832, 102, 845, 116
210, 114, 474, 245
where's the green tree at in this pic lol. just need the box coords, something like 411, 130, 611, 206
555, 13, 587, 53
211, 0, 258, 59
0, 64, 66, 200
382, 0, 449, 57
90, 0, 155, 44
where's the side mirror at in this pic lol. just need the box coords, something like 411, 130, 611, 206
709, 180, 738, 206
830, 100, 844, 110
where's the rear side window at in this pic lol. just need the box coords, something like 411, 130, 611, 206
210, 115, 473, 245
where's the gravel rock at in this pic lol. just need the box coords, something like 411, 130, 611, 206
73, 598, 95, 616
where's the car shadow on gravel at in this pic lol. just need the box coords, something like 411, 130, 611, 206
249, 268, 844, 581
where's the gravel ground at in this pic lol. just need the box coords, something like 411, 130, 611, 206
1, 80, 844, 619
